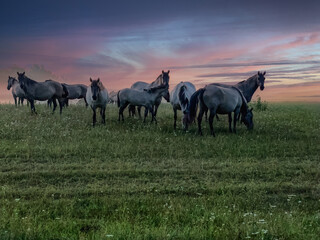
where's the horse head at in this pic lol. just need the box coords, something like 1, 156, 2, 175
17, 72, 26, 90
241, 107, 254, 130
257, 71, 266, 91
7, 76, 16, 90
90, 78, 101, 101
161, 70, 170, 86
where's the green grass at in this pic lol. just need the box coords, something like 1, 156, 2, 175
0, 102, 319, 239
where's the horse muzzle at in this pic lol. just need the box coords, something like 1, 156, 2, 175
92, 96, 97, 101
260, 86, 265, 91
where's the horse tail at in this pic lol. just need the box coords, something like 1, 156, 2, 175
188, 88, 205, 122
117, 90, 120, 107
62, 84, 69, 98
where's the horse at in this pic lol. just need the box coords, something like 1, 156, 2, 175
86, 78, 109, 126
17, 72, 68, 114
187, 85, 253, 136
118, 84, 169, 124
7, 76, 27, 106
205, 71, 266, 120
129, 70, 170, 118
61, 83, 88, 107
170, 81, 196, 130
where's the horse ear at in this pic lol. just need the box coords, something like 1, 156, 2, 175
22, 72, 25, 75
17, 72, 19, 75
162, 70, 164, 74
258, 71, 260, 75
168, 70, 170, 74
263, 71, 266, 75
97, 78, 100, 82
90, 78, 92, 82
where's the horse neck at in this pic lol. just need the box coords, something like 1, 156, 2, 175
236, 75, 258, 102
149, 88, 164, 101
24, 76, 37, 86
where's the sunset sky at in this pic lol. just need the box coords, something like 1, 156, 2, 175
1, 0, 320, 103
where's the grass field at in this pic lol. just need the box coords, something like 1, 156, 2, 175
0, 102, 319, 239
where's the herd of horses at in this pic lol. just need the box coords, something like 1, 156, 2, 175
7, 70, 266, 135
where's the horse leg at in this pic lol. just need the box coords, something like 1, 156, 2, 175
143, 108, 148, 123
21, 98, 24, 105
101, 107, 106, 124
233, 111, 238, 134
30, 99, 36, 114
65, 99, 69, 107
154, 104, 159, 118
150, 107, 156, 124
84, 97, 88, 108
14, 96, 17, 107
138, 106, 142, 118
197, 108, 204, 136
228, 113, 232, 133
92, 107, 97, 126
216, 115, 220, 121
208, 110, 216, 137
128, 105, 134, 117
58, 99, 63, 114
119, 103, 127, 122
173, 108, 177, 130
52, 98, 57, 114
204, 109, 208, 121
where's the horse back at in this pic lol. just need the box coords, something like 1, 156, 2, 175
203, 85, 242, 113
131, 81, 148, 90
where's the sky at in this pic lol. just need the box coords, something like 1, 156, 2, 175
1, 0, 320, 103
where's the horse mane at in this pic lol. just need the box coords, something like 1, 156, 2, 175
22, 75, 38, 86
178, 85, 188, 105
97, 81, 105, 90
149, 74, 163, 87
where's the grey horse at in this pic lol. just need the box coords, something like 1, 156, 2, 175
170, 81, 196, 130
86, 78, 109, 126
62, 83, 88, 107
205, 71, 266, 120
118, 84, 169, 124
17, 72, 68, 114
187, 85, 253, 136
129, 70, 170, 117
7, 76, 27, 106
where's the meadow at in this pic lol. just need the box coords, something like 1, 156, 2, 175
0, 102, 319, 239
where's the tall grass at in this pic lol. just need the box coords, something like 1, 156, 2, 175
0, 103, 319, 239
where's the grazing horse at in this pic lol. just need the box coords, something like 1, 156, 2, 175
7, 76, 26, 106
118, 84, 169, 124
62, 83, 88, 107
17, 72, 68, 114
86, 78, 109, 126
205, 71, 266, 120
170, 81, 196, 130
187, 85, 253, 136
129, 70, 170, 117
